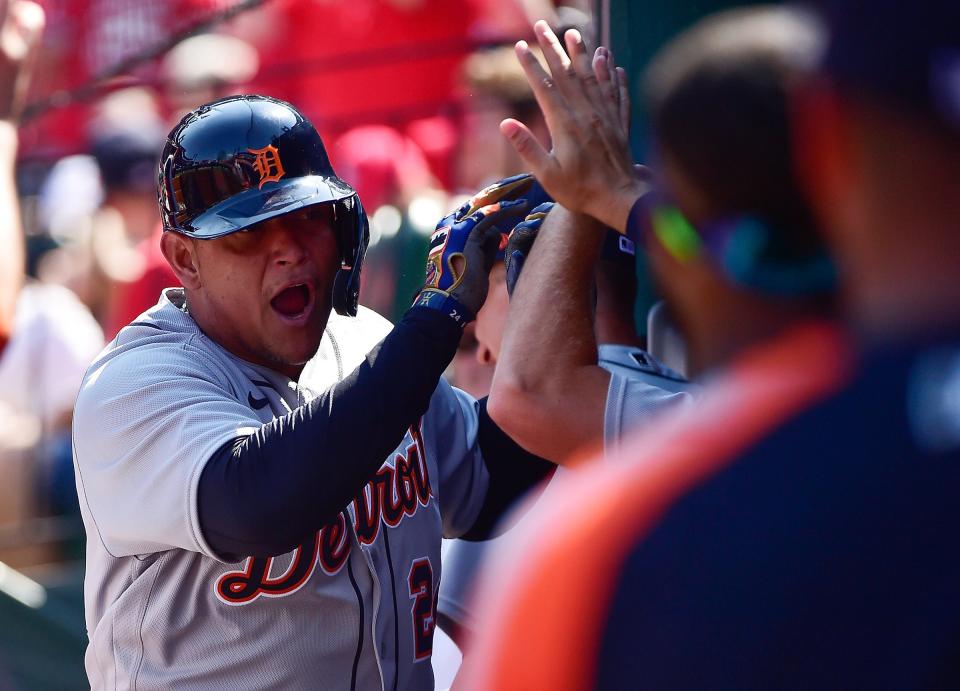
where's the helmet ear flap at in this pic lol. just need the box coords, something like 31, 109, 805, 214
158, 152, 177, 232
332, 195, 369, 317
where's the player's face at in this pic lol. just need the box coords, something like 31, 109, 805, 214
474, 264, 509, 365
190, 205, 340, 378
450, 323, 494, 398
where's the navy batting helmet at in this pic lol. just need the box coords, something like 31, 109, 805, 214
158, 94, 368, 317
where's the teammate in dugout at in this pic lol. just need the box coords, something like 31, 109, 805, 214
486, 15, 835, 465
438, 203, 695, 647
467, 2, 960, 687
71, 95, 552, 690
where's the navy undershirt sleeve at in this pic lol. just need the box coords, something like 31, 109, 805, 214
198, 306, 462, 561
625, 194, 645, 244
461, 398, 555, 541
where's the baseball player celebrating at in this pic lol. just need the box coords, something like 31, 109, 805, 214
72, 95, 550, 690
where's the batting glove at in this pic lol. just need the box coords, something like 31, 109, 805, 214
504, 201, 555, 297
417, 174, 550, 324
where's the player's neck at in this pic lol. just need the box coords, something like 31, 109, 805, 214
595, 309, 644, 349
687, 294, 826, 377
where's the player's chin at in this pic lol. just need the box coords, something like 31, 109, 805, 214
266, 334, 324, 371
266, 304, 330, 361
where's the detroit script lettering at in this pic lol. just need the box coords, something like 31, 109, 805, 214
216, 424, 431, 605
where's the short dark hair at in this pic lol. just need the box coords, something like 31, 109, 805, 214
644, 7, 825, 263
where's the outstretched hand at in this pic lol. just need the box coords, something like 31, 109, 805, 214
0, 0, 44, 123
501, 21, 647, 233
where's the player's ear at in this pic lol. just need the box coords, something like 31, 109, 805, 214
160, 231, 202, 290
476, 341, 495, 366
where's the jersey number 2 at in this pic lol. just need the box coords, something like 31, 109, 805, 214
408, 557, 437, 661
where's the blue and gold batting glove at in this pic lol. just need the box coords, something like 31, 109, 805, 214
418, 199, 526, 326
459, 173, 552, 217
504, 201, 555, 297
417, 174, 551, 325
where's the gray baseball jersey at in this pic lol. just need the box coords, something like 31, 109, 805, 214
600, 343, 695, 454
73, 288, 489, 690
438, 344, 695, 634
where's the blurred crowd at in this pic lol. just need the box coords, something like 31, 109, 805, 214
2, 0, 960, 687
0, 0, 587, 564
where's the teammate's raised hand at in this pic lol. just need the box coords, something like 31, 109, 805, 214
501, 21, 646, 233
0, 0, 44, 122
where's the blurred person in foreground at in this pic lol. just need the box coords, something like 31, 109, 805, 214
464, 5, 960, 689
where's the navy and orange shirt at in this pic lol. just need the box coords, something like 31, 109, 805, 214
461, 323, 960, 689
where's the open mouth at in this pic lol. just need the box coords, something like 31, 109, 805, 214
270, 283, 312, 319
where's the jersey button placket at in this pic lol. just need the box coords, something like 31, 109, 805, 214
352, 516, 389, 691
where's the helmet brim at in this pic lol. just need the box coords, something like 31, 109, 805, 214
180, 175, 357, 239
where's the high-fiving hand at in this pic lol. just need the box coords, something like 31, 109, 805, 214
500, 21, 647, 233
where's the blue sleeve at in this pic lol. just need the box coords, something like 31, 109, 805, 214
625, 195, 646, 244
197, 306, 462, 560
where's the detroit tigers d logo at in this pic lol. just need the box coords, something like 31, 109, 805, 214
249, 144, 286, 188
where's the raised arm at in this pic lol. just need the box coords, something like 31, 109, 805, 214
487, 23, 650, 462
488, 205, 611, 462
0, 0, 43, 355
